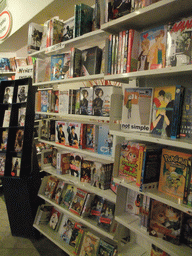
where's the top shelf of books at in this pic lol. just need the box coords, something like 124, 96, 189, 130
101, 0, 192, 33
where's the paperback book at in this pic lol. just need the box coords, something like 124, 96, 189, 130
49, 207, 62, 231
69, 188, 88, 216
121, 87, 153, 133
97, 240, 116, 256
69, 222, 85, 250
44, 176, 59, 199
79, 231, 100, 256
41, 90, 49, 112
59, 90, 69, 115
55, 121, 68, 145
66, 122, 81, 148
2, 110, 11, 127
89, 195, 104, 221
3, 86, 14, 104
0, 153, 6, 176
80, 160, 93, 183
27, 22, 43, 53
80, 87, 93, 115
57, 152, 70, 175
17, 85, 28, 103
51, 54, 65, 80
14, 129, 24, 152
97, 125, 113, 156
59, 215, 75, 244
11, 157, 21, 177
52, 180, 65, 204
69, 153, 82, 178
0, 130, 8, 151
61, 184, 77, 209
18, 107, 26, 126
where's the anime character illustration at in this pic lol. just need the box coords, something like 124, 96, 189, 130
1, 130, 8, 150
69, 154, 81, 177
61, 219, 74, 243
17, 86, 28, 103
68, 125, 78, 147
80, 89, 89, 115
80, 232, 99, 256
93, 88, 103, 116
52, 58, 63, 79
126, 94, 132, 119
57, 124, 65, 144
62, 186, 75, 208
137, 37, 150, 71
3, 87, 12, 104
14, 129, 24, 152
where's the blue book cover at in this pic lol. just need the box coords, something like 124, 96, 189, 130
51, 54, 65, 80
41, 90, 48, 112
97, 125, 113, 156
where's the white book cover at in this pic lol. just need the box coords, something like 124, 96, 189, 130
3, 86, 14, 104
17, 85, 28, 103
59, 90, 69, 115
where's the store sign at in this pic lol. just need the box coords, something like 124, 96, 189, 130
0, 0, 6, 13
15, 65, 34, 80
0, 10, 11, 40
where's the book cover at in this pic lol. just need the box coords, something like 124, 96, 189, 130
68, 89, 77, 114
61, 184, 77, 209
180, 87, 192, 138
81, 193, 95, 217
75, 89, 80, 114
81, 46, 102, 76
70, 47, 82, 78
97, 200, 115, 232
52, 19, 64, 45
0, 58, 10, 71
51, 54, 65, 80
51, 147, 57, 168
107, 34, 113, 75
14, 129, 24, 152
44, 176, 59, 199
0, 153, 6, 176
57, 152, 70, 174
183, 157, 192, 206
54, 90, 59, 113
17, 85, 28, 103
113, 0, 131, 19
80, 87, 93, 115
55, 121, 68, 145
18, 107, 26, 126
41, 90, 48, 112
80, 160, 93, 183
150, 244, 170, 256
149, 199, 183, 245
138, 25, 167, 70
2, 109, 11, 127
126, 29, 140, 72
40, 119, 50, 140
9, 57, 16, 72
52, 180, 65, 204
66, 122, 81, 148
69, 222, 85, 250
27, 22, 43, 53
0, 129, 8, 151
181, 213, 192, 249
97, 125, 113, 156
166, 16, 192, 67
78, 4, 93, 36
121, 87, 153, 133
35, 91, 41, 112
35, 57, 51, 83
79, 231, 100, 256
11, 157, 21, 177
62, 16, 74, 41
118, 141, 145, 183
35, 204, 52, 225
49, 207, 62, 231
125, 189, 141, 216
69, 153, 82, 178
89, 195, 104, 221
15, 57, 28, 67
3, 86, 14, 104
151, 85, 184, 138
85, 124, 97, 152
69, 188, 88, 216
59, 216, 75, 244
158, 148, 192, 199
59, 90, 69, 115
97, 240, 116, 256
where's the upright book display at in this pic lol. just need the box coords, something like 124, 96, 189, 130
0, 78, 41, 237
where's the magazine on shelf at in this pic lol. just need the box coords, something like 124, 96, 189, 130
18, 107, 26, 126
11, 157, 21, 177
0, 153, 6, 176
121, 87, 153, 133
14, 129, 24, 152
3, 86, 14, 104
2, 109, 11, 127
16, 85, 28, 103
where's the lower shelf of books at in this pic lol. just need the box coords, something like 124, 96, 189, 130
115, 213, 192, 256
33, 223, 74, 256
42, 164, 116, 203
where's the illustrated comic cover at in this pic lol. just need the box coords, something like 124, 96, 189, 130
97, 240, 116, 256
138, 25, 167, 71
52, 19, 64, 45
118, 141, 145, 183
80, 87, 93, 115
52, 180, 65, 204
3, 86, 14, 104
69, 188, 88, 216
27, 22, 43, 53
149, 199, 183, 245
2, 109, 11, 127
57, 152, 70, 175
40, 119, 49, 140
41, 90, 48, 112
49, 207, 62, 231
166, 16, 192, 67
79, 231, 100, 256
51, 54, 65, 80
55, 121, 68, 145
59, 215, 75, 243
65, 122, 81, 148
59, 90, 69, 115
126, 189, 141, 216
60, 184, 77, 209
151, 85, 184, 138
69, 153, 83, 178
44, 176, 59, 199
69, 222, 85, 250
69, 47, 82, 78
18, 107, 26, 126
17, 85, 28, 103
62, 16, 74, 41
35, 57, 51, 83
0, 153, 6, 176
113, 0, 132, 19
89, 195, 104, 221
80, 160, 93, 183
11, 157, 21, 177
180, 87, 192, 138
81, 193, 95, 217
181, 213, 192, 249
97, 200, 116, 232
121, 87, 153, 133
85, 124, 98, 152
0, 129, 8, 151
53, 90, 59, 113
97, 125, 113, 156
150, 244, 170, 256
0, 58, 10, 71
159, 148, 192, 199
14, 129, 24, 152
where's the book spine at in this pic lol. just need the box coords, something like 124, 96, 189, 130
120, 30, 126, 74
136, 145, 145, 186
123, 30, 129, 73
70, 47, 75, 78
107, 34, 113, 75
139, 147, 147, 191
126, 29, 134, 73
74, 5, 79, 37
111, 35, 116, 75
57, 152, 61, 170
183, 157, 192, 205
114, 35, 119, 74
117, 31, 123, 74
170, 86, 184, 139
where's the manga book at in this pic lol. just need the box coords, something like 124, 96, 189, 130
55, 121, 68, 145
121, 87, 153, 133
49, 207, 62, 231
166, 16, 192, 67
52, 180, 65, 204
89, 195, 104, 221
0, 153, 6, 176
69, 222, 85, 248
80, 87, 93, 115
34, 57, 51, 83
59, 215, 75, 243
11, 157, 21, 177
85, 124, 98, 152
69, 188, 88, 216
57, 152, 70, 175
2, 110, 11, 127
27, 22, 43, 53
0, 129, 8, 151
118, 141, 145, 183
151, 85, 184, 138
17, 85, 28, 103
18, 107, 26, 126
113, 0, 131, 19
51, 147, 57, 168
149, 199, 183, 245
59, 90, 69, 114
69, 153, 82, 178
0, 58, 10, 71
60, 184, 77, 209
97, 240, 116, 256
65, 122, 81, 148
3, 86, 14, 104
80, 160, 93, 183
138, 25, 167, 70
44, 176, 59, 199
81, 193, 95, 217
181, 213, 192, 249
79, 231, 100, 256
125, 189, 141, 216
158, 148, 192, 199
97, 125, 113, 156
51, 54, 65, 80
40, 119, 49, 140
14, 129, 24, 152
62, 16, 74, 41
41, 90, 48, 112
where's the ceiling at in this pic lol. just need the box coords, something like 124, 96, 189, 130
0, 0, 95, 52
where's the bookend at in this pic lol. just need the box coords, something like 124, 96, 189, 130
0, 78, 42, 238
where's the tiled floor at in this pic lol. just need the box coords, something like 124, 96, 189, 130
0, 188, 68, 256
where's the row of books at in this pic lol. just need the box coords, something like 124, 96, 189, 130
36, 85, 121, 117
40, 120, 113, 157
28, 1, 100, 53
50, 147, 113, 190
107, 15, 192, 75
2, 85, 28, 104
34, 45, 103, 83
105, 0, 161, 22
43, 176, 116, 232
0, 56, 33, 72
126, 190, 192, 249
35, 204, 117, 256
121, 85, 192, 139
119, 141, 192, 207
0, 152, 22, 177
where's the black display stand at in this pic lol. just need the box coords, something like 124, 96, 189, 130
0, 78, 42, 238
